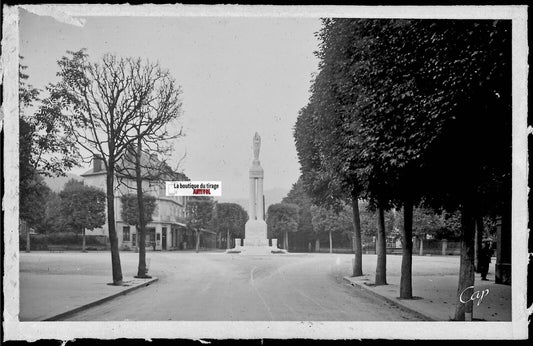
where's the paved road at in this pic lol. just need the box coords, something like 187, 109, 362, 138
59, 252, 425, 321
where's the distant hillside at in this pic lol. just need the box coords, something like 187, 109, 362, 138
218, 187, 289, 213
42, 173, 83, 192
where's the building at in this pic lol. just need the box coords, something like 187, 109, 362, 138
81, 152, 190, 251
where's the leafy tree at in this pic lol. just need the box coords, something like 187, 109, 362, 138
19, 58, 80, 179
59, 180, 106, 252
213, 203, 248, 249
20, 174, 51, 230
42, 191, 69, 233
19, 59, 78, 230
266, 203, 299, 250
282, 177, 315, 251
294, 97, 365, 274
310, 205, 352, 253
399, 20, 511, 317
120, 193, 157, 231
186, 198, 214, 253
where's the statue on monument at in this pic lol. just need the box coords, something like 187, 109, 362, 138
253, 132, 261, 161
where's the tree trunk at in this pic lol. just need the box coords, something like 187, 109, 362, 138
226, 229, 230, 249
329, 230, 333, 254
351, 195, 363, 277
316, 238, 320, 252
82, 227, 86, 252
474, 217, 484, 273
400, 200, 413, 298
375, 206, 387, 286
454, 201, 476, 321
196, 230, 200, 253
106, 159, 123, 285
284, 230, 289, 250
26, 226, 30, 253
135, 140, 149, 278
419, 236, 424, 256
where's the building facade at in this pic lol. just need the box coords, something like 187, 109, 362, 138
81, 156, 189, 251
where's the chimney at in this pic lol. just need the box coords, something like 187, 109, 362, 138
93, 155, 103, 172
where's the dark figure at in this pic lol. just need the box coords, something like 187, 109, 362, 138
479, 242, 493, 281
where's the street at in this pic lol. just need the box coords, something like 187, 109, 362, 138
20, 251, 426, 321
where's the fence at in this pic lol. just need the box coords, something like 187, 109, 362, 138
298, 239, 462, 256
19, 232, 109, 251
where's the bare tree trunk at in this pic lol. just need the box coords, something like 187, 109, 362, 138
351, 195, 363, 277
135, 141, 150, 278
329, 230, 333, 254
400, 200, 413, 298
375, 206, 387, 286
196, 230, 200, 253
474, 217, 484, 273
454, 201, 476, 321
106, 159, 123, 285
82, 227, 86, 252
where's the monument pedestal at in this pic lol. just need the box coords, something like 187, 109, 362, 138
243, 220, 269, 247
226, 220, 285, 255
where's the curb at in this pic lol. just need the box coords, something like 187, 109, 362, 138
42, 277, 159, 321
342, 276, 436, 321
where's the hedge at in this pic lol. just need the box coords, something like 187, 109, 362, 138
19, 232, 108, 251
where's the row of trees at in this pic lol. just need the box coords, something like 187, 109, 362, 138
22, 179, 106, 251
294, 19, 510, 321
185, 198, 248, 252
268, 177, 485, 254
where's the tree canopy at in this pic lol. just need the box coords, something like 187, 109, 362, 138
120, 193, 157, 228
186, 199, 215, 232
213, 203, 248, 247
59, 180, 106, 232
266, 203, 299, 249
294, 18, 511, 316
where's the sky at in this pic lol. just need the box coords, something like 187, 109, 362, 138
19, 9, 322, 200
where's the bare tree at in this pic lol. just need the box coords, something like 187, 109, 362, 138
116, 129, 185, 278
46, 49, 181, 285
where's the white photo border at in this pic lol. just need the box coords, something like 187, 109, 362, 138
2, 4, 528, 340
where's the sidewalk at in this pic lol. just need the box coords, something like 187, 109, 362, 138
343, 259, 511, 321
20, 273, 158, 321
19, 252, 158, 321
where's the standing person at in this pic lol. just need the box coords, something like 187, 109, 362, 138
479, 241, 493, 281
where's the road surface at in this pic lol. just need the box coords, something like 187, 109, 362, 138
58, 252, 425, 321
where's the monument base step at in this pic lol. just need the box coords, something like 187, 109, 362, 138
225, 246, 287, 255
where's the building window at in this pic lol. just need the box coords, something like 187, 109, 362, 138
148, 228, 156, 243
123, 226, 130, 241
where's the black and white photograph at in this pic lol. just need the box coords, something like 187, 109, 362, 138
2, 4, 529, 341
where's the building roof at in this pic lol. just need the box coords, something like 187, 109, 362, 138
81, 148, 189, 182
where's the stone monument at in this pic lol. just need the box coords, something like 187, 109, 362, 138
227, 132, 285, 254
